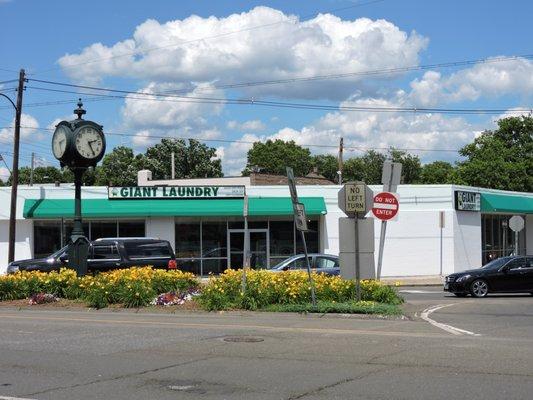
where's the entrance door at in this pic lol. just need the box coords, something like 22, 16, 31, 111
227, 229, 269, 269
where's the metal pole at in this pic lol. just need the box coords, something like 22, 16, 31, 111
515, 231, 519, 256
241, 195, 249, 292
8, 69, 25, 264
300, 229, 317, 307
439, 223, 443, 276
338, 137, 343, 184
354, 217, 361, 302
376, 162, 394, 280
30, 152, 35, 186
171, 151, 175, 180
72, 169, 84, 238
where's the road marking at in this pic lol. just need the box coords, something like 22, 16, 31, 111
0, 396, 37, 400
400, 290, 443, 294
0, 313, 446, 339
420, 304, 480, 337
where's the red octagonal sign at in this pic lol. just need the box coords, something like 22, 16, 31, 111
372, 192, 399, 221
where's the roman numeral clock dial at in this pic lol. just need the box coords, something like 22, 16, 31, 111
75, 127, 104, 159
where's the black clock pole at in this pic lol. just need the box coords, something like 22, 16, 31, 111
67, 167, 89, 275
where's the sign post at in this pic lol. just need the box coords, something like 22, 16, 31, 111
376, 161, 402, 280
287, 167, 316, 307
241, 194, 250, 293
338, 181, 373, 301
509, 215, 525, 256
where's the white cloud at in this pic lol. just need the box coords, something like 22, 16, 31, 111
217, 133, 260, 176
0, 167, 9, 182
0, 113, 42, 143
409, 57, 533, 106
58, 7, 427, 99
227, 119, 266, 132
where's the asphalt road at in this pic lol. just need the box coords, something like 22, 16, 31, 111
0, 288, 532, 400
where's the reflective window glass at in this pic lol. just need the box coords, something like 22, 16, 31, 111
269, 221, 294, 257
175, 223, 200, 258
118, 221, 145, 237
296, 220, 319, 254
202, 221, 227, 257
91, 221, 117, 241
33, 221, 62, 259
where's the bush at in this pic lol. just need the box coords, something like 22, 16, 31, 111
0, 267, 199, 308
198, 269, 403, 311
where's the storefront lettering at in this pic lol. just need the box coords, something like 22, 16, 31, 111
109, 185, 244, 199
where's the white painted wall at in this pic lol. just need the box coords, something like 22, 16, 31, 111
453, 211, 482, 272
0, 219, 33, 274
145, 217, 175, 251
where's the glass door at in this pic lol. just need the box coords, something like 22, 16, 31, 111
227, 229, 269, 269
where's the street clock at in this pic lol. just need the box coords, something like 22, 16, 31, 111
52, 99, 106, 168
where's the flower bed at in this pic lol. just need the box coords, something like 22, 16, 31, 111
0, 267, 199, 309
197, 269, 403, 311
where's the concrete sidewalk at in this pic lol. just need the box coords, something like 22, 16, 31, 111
381, 275, 443, 286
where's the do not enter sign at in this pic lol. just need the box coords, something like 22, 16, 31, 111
372, 192, 399, 221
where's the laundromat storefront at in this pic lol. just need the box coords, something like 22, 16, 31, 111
23, 197, 327, 275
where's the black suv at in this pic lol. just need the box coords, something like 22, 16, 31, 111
444, 256, 533, 298
7, 238, 177, 274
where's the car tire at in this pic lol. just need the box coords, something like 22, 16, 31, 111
470, 279, 489, 298
454, 293, 468, 297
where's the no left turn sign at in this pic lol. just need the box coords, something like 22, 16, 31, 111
372, 192, 399, 221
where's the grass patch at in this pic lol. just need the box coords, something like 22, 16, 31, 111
260, 300, 402, 315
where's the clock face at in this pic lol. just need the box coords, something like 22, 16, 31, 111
75, 126, 104, 159
52, 126, 68, 159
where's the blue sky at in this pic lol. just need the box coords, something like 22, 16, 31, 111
0, 0, 532, 177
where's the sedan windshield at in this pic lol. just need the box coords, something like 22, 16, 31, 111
480, 257, 512, 270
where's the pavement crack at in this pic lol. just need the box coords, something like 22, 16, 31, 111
22, 356, 213, 397
285, 367, 392, 400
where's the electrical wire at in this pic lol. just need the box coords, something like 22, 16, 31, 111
0, 125, 463, 153
22, 84, 533, 115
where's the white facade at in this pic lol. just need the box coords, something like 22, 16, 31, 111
0, 182, 531, 276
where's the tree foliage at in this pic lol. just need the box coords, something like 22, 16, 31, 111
312, 154, 339, 182
94, 146, 144, 186
244, 139, 313, 176
419, 161, 455, 184
455, 116, 533, 192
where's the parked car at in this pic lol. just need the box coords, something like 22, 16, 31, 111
268, 254, 340, 276
444, 256, 533, 298
6, 238, 177, 274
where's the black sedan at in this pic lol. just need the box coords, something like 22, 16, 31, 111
268, 254, 340, 276
444, 256, 533, 298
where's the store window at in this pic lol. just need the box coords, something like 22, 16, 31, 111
296, 220, 319, 254
269, 220, 294, 266
175, 222, 201, 274
33, 221, 62, 259
118, 221, 145, 237
481, 214, 526, 264
90, 221, 117, 240
63, 220, 90, 245
202, 221, 227, 274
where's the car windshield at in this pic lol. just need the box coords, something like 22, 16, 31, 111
49, 245, 69, 259
480, 257, 512, 270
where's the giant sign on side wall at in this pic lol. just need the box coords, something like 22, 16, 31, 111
455, 190, 481, 211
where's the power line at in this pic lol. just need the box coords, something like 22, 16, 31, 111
0, 125, 463, 153
23, 84, 533, 115
32, 0, 387, 75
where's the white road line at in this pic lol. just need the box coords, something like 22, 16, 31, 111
420, 304, 481, 337
400, 290, 443, 294
0, 396, 38, 400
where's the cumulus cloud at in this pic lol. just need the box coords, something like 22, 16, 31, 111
0, 113, 42, 143
409, 57, 533, 106
217, 95, 478, 174
58, 7, 427, 99
0, 167, 9, 182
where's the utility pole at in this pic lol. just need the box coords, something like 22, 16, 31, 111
8, 69, 25, 264
30, 152, 35, 186
171, 151, 175, 179
338, 137, 343, 184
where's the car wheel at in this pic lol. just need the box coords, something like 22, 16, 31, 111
470, 279, 489, 298
454, 293, 468, 297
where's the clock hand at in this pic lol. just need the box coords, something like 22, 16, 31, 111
87, 141, 96, 156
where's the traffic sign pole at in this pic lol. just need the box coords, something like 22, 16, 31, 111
373, 191, 400, 280
354, 217, 361, 301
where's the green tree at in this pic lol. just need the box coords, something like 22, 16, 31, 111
419, 161, 455, 184
144, 138, 222, 180
8, 166, 75, 185
455, 116, 533, 192
389, 149, 422, 184
243, 140, 313, 176
95, 146, 144, 186
343, 150, 386, 184
312, 154, 339, 182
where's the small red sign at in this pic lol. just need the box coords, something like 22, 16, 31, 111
372, 192, 399, 221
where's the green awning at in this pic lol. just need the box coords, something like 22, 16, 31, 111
481, 193, 533, 214
23, 197, 326, 219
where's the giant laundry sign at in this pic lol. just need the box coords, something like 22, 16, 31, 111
108, 185, 245, 199
454, 190, 480, 211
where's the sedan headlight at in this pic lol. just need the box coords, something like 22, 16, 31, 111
456, 274, 471, 283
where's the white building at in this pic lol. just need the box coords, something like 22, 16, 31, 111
0, 171, 531, 277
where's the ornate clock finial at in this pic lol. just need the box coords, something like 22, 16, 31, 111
74, 98, 86, 119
